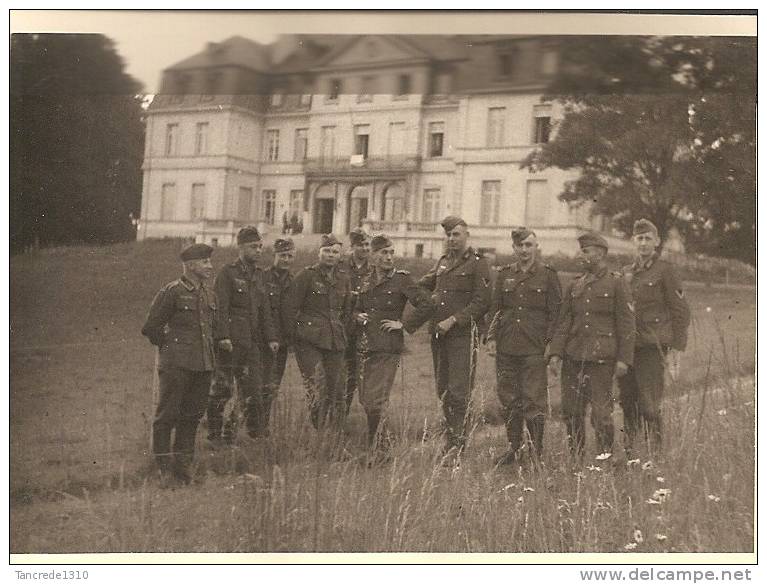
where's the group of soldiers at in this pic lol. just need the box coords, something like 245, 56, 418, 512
142, 214, 690, 484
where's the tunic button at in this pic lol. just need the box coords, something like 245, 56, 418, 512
585, 312, 590, 316
586, 299, 590, 303
441, 302, 446, 306
516, 319, 521, 323
585, 325, 589, 329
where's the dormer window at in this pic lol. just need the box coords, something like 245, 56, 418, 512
497, 49, 518, 79
270, 92, 284, 107
328, 78, 342, 101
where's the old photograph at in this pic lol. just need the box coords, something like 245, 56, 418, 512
9, 9, 757, 563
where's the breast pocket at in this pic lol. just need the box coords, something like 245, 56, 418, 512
637, 277, 663, 303
527, 285, 547, 309
448, 272, 474, 292
592, 290, 614, 314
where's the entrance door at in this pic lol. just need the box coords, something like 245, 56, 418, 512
349, 197, 368, 229
314, 199, 334, 234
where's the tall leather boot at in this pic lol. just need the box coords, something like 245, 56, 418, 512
528, 416, 545, 461
495, 410, 523, 466
206, 397, 225, 441
367, 412, 381, 450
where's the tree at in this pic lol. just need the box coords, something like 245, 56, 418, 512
10, 34, 146, 252
523, 36, 756, 263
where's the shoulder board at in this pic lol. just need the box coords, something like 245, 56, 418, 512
228, 260, 240, 268
162, 279, 183, 292
494, 264, 512, 272
395, 269, 410, 275
611, 271, 625, 279
543, 263, 556, 272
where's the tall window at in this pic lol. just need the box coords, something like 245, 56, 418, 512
265, 130, 280, 161
525, 180, 550, 226
320, 126, 336, 160
289, 190, 303, 217
422, 188, 442, 222
191, 183, 206, 220
262, 190, 277, 225
194, 122, 209, 155
160, 183, 176, 220
487, 107, 506, 147
480, 180, 501, 225
358, 76, 375, 102
237, 187, 254, 221
165, 123, 179, 156
533, 104, 553, 144
294, 128, 308, 161
329, 78, 342, 101
354, 124, 370, 158
398, 74, 411, 96
270, 92, 284, 107
541, 50, 559, 75
387, 122, 406, 156
428, 122, 444, 157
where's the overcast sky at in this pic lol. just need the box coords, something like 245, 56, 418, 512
10, 10, 756, 94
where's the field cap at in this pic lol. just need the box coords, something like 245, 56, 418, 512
320, 233, 343, 248
349, 227, 370, 245
180, 243, 214, 262
273, 238, 295, 253
633, 218, 659, 238
577, 231, 609, 251
237, 225, 262, 245
371, 234, 393, 252
511, 227, 536, 244
441, 215, 467, 232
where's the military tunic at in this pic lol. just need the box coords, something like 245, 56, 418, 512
618, 254, 690, 454
549, 265, 636, 456
353, 267, 429, 416
207, 258, 278, 440
282, 263, 352, 429
338, 255, 374, 414
488, 260, 562, 455
141, 275, 218, 470
404, 246, 491, 451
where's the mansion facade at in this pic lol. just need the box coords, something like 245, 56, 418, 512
139, 34, 633, 257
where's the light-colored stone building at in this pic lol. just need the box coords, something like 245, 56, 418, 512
139, 34, 635, 257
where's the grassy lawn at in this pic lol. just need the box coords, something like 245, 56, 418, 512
9, 241, 755, 553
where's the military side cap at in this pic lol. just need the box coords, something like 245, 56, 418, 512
441, 215, 467, 232
180, 242, 214, 262
371, 234, 393, 252
349, 227, 370, 245
577, 231, 609, 251
320, 233, 343, 248
633, 218, 659, 237
273, 238, 295, 253
511, 227, 536, 244
237, 225, 262, 245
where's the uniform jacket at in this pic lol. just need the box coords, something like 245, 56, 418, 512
487, 259, 562, 356
404, 246, 491, 338
263, 266, 293, 344
282, 263, 352, 351
622, 254, 690, 351
353, 267, 431, 354
549, 265, 636, 364
339, 255, 373, 296
141, 275, 218, 371
215, 258, 277, 349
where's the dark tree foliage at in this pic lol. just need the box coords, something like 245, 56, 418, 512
10, 34, 146, 252
523, 36, 756, 264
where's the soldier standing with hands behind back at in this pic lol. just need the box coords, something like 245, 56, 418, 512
142, 243, 218, 485
548, 232, 636, 460
206, 226, 279, 443
487, 228, 561, 467
619, 219, 690, 458
405, 216, 491, 464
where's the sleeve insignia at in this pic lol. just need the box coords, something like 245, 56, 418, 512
627, 301, 635, 313
482, 278, 491, 287
675, 289, 685, 299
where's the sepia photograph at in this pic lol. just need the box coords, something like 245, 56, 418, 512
8, 8, 757, 567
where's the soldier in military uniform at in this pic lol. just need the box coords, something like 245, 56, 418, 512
258, 237, 296, 436
142, 243, 218, 484
339, 228, 373, 414
282, 234, 352, 430
405, 216, 491, 460
548, 232, 636, 459
487, 228, 562, 466
352, 234, 431, 460
206, 226, 279, 443
619, 219, 690, 457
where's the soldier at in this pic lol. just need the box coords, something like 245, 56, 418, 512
548, 232, 636, 459
141, 243, 218, 484
206, 226, 279, 443
339, 227, 373, 414
352, 234, 431, 461
258, 237, 296, 436
404, 216, 491, 462
487, 228, 562, 467
282, 234, 352, 430
619, 219, 690, 457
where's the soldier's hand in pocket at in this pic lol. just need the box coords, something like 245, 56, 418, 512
218, 339, 233, 353
548, 355, 562, 378
268, 341, 280, 354
380, 319, 403, 332
615, 361, 629, 378
436, 316, 456, 335
485, 339, 497, 356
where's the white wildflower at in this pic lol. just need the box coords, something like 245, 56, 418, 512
642, 461, 655, 471
587, 464, 602, 472
656, 477, 665, 483
707, 494, 721, 502
596, 452, 612, 461
624, 542, 638, 550
717, 409, 727, 416
656, 534, 668, 542
633, 528, 644, 544
523, 487, 535, 492
627, 458, 641, 467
